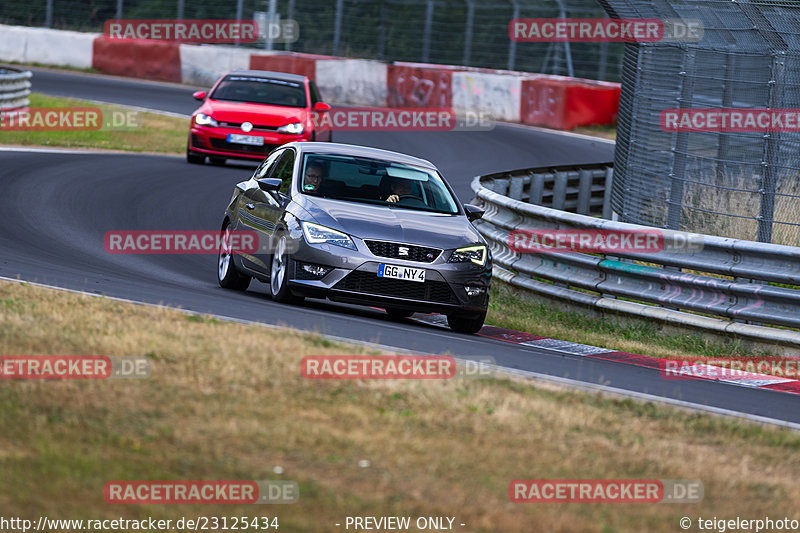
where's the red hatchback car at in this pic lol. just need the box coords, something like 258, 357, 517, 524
187, 70, 332, 164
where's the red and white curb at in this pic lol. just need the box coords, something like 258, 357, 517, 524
411, 315, 800, 396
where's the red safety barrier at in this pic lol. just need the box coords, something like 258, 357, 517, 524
521, 77, 620, 130
387, 65, 453, 108
92, 37, 181, 83
249, 52, 333, 81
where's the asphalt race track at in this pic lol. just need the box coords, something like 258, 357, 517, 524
2, 68, 798, 424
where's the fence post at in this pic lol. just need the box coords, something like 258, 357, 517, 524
757, 51, 784, 243
463, 0, 474, 66
45, 0, 53, 28
333, 0, 344, 56
667, 48, 696, 230
508, 0, 519, 71
555, 0, 573, 77
597, 41, 608, 81
715, 54, 735, 184
286, 0, 295, 51
177, 0, 184, 21
116, 0, 123, 20
235, 0, 243, 47
377, 0, 387, 60
421, 0, 434, 63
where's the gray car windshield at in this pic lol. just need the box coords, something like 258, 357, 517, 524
300, 154, 460, 215
210, 76, 307, 107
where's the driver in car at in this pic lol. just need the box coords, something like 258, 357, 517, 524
302, 161, 327, 193
385, 178, 420, 203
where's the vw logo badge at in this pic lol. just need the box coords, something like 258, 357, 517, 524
241, 122, 253, 133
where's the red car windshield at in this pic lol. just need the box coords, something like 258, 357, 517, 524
210, 76, 307, 108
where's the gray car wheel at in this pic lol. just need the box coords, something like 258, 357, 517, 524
385, 308, 414, 320
270, 233, 303, 304
218, 222, 251, 290
447, 311, 486, 334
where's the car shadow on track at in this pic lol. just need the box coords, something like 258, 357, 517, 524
228, 282, 446, 333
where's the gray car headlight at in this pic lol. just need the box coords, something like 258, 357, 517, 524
301, 222, 356, 250
277, 122, 304, 134
194, 113, 218, 127
448, 245, 487, 266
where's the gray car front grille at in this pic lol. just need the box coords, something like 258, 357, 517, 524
364, 240, 441, 263
334, 270, 458, 305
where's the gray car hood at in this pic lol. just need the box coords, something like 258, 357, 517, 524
297, 196, 484, 250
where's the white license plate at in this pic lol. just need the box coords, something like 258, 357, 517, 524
227, 133, 264, 146
378, 264, 426, 283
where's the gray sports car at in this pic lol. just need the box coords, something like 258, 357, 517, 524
217, 142, 491, 333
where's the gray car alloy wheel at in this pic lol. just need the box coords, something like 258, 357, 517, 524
269, 232, 303, 304
218, 226, 233, 281
270, 234, 287, 296
217, 221, 251, 291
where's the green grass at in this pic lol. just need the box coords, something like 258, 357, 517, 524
486, 282, 771, 360
0, 93, 187, 153
2, 61, 99, 74
2, 279, 800, 532
572, 122, 617, 140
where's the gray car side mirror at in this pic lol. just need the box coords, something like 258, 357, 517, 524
464, 204, 484, 221
257, 178, 283, 192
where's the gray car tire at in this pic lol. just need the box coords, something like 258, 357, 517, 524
447, 311, 486, 334
218, 221, 251, 291
269, 232, 304, 304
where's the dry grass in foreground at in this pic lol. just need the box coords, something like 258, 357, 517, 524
1, 280, 798, 533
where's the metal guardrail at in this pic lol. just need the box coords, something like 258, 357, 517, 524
0, 67, 32, 111
486, 162, 613, 218
472, 165, 800, 347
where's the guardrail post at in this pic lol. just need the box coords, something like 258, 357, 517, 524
602, 166, 613, 219
509, 176, 524, 201
577, 169, 592, 215
493, 178, 510, 197
552, 171, 568, 210
529, 172, 545, 205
